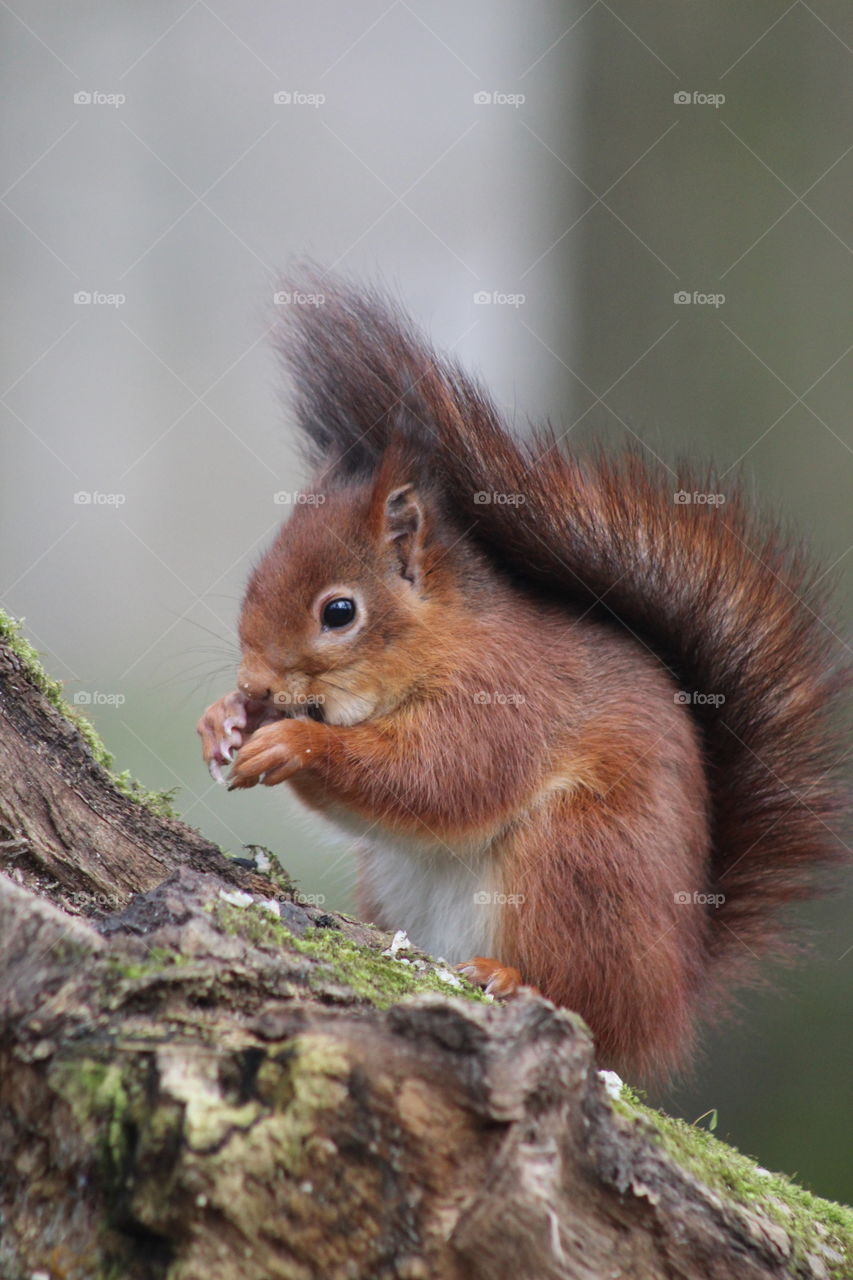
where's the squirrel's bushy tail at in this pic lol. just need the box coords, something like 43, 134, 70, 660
278, 269, 849, 984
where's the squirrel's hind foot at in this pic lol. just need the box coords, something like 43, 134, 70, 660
458, 956, 534, 999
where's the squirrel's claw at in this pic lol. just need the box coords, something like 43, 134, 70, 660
218, 730, 242, 763
458, 956, 529, 999
228, 721, 308, 789
198, 690, 257, 783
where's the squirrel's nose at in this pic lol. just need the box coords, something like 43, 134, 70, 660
237, 661, 274, 702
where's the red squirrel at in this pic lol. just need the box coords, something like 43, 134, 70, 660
197, 272, 848, 1079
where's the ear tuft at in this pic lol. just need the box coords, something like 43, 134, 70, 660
385, 484, 423, 584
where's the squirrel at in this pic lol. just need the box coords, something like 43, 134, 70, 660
197, 271, 848, 1079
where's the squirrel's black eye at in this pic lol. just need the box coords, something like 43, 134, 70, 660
322, 596, 357, 630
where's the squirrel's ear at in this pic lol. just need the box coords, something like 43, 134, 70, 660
384, 484, 424, 584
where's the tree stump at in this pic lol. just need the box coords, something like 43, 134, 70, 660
1, 616, 850, 1280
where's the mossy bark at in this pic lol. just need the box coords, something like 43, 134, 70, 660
1, 624, 850, 1280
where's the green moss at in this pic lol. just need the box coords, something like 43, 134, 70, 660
215, 901, 293, 950
213, 901, 487, 1008
180, 1091, 261, 1152
52, 1057, 132, 1176
104, 947, 191, 983
0, 610, 179, 818
614, 1087, 853, 1277
297, 924, 488, 1006
112, 771, 180, 818
241, 844, 299, 896
254, 1034, 351, 1171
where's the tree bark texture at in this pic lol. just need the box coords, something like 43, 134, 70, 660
1, 626, 850, 1280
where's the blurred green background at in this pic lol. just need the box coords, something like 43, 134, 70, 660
1, 2, 850, 1201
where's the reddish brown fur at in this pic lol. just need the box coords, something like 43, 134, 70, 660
197, 271, 849, 1081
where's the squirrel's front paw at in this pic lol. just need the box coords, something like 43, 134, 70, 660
458, 956, 530, 999
228, 720, 312, 790
197, 690, 250, 785
197, 690, 278, 784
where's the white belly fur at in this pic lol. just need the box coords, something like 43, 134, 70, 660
309, 803, 499, 962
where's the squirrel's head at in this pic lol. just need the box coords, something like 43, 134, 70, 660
237, 455, 472, 725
